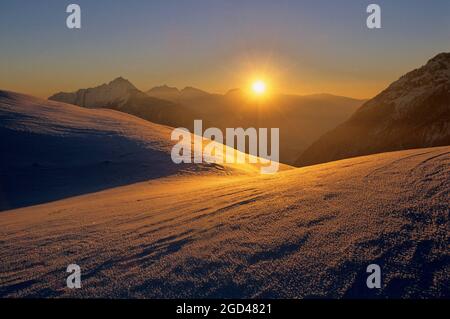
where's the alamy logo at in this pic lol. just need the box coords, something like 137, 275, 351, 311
171, 120, 280, 174
367, 4, 381, 29
66, 264, 81, 289
366, 264, 381, 289
66, 4, 81, 29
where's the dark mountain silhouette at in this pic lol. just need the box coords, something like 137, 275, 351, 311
147, 85, 213, 102
146, 85, 180, 102
296, 52, 450, 167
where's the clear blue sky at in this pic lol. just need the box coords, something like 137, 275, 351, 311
1, 0, 449, 98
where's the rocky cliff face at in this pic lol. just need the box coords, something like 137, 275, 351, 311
296, 53, 450, 167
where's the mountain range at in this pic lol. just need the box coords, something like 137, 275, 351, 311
49, 77, 197, 130
147, 85, 211, 102
48, 52, 450, 168
50, 80, 364, 164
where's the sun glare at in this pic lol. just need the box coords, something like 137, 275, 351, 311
252, 80, 267, 95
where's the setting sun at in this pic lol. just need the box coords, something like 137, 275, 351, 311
252, 80, 267, 95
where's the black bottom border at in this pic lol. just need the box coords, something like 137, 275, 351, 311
0, 299, 447, 318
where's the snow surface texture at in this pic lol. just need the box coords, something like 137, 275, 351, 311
0, 92, 448, 298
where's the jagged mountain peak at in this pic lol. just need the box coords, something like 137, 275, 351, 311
49, 77, 140, 108
108, 76, 136, 89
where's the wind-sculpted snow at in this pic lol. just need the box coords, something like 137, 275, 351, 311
0, 146, 448, 298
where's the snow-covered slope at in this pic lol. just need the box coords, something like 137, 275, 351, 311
0, 91, 277, 211
0, 146, 448, 298
0, 90, 448, 298
296, 53, 450, 167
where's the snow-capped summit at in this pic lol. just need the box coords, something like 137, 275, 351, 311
108, 76, 137, 90
296, 52, 450, 167
49, 76, 139, 108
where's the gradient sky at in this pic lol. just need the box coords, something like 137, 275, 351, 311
1, 0, 449, 99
